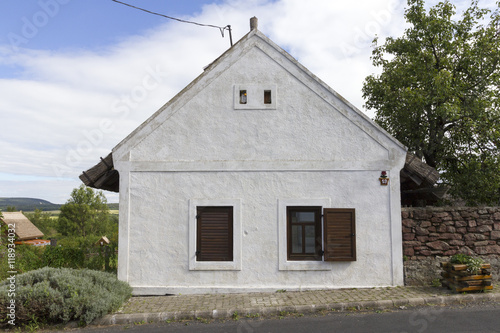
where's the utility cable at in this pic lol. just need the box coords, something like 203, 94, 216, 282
110, 0, 232, 45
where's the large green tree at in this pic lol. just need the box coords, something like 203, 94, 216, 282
57, 185, 113, 237
363, 0, 500, 205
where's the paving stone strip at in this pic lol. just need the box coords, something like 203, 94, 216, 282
94, 286, 500, 325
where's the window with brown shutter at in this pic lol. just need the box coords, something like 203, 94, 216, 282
323, 208, 356, 261
286, 206, 322, 261
196, 206, 233, 262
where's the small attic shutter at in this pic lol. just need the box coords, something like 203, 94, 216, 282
196, 207, 233, 261
323, 208, 356, 261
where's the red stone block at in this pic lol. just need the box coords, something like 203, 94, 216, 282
414, 211, 432, 219
491, 231, 500, 240
403, 233, 415, 241
464, 234, 476, 241
403, 248, 414, 256
474, 240, 489, 247
420, 221, 432, 228
415, 226, 429, 236
477, 225, 492, 233
403, 241, 421, 246
477, 219, 494, 226
437, 225, 447, 233
475, 234, 487, 240
402, 219, 416, 228
427, 241, 450, 251
439, 233, 462, 240
475, 245, 500, 255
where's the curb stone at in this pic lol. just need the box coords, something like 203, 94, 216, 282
92, 293, 500, 326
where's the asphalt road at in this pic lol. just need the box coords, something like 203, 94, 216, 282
61, 303, 500, 333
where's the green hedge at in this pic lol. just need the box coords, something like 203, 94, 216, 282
0, 242, 119, 281
0, 267, 131, 327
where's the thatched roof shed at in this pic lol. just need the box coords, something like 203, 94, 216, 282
400, 153, 446, 206
1, 212, 44, 240
79, 153, 119, 192
401, 153, 439, 187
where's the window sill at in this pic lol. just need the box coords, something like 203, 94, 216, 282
190, 261, 241, 271
279, 260, 332, 271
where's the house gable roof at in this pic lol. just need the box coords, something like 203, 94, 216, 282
1, 212, 44, 241
112, 27, 406, 163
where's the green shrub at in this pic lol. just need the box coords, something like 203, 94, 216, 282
41, 246, 85, 268
0, 245, 45, 280
16, 246, 45, 272
0, 267, 131, 327
450, 254, 485, 274
450, 253, 471, 265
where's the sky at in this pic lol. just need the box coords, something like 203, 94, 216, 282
0, 0, 497, 205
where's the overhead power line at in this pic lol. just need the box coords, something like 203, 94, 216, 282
111, 0, 233, 46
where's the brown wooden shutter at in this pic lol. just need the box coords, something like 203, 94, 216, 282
323, 208, 356, 261
196, 207, 233, 261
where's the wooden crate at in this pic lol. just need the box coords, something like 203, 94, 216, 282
440, 262, 493, 293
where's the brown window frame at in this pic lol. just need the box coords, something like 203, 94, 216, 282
196, 206, 233, 262
286, 206, 322, 261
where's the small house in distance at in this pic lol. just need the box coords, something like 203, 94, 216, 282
82, 18, 407, 295
1, 212, 50, 246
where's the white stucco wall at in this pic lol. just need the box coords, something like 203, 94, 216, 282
113, 30, 407, 295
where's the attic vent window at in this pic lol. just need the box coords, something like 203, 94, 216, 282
234, 85, 276, 110
264, 90, 272, 104
239, 90, 247, 104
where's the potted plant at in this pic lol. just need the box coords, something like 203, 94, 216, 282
441, 254, 492, 293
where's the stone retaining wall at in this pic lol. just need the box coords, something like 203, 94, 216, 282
402, 207, 500, 285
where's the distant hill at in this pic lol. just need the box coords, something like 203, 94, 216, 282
0, 198, 119, 212
0, 198, 61, 212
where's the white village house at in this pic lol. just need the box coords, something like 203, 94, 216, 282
81, 18, 408, 295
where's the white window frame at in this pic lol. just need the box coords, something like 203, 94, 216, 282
189, 199, 242, 271
278, 198, 332, 271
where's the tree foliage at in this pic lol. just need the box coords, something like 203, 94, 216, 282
362, 0, 500, 205
24, 209, 56, 237
57, 185, 114, 237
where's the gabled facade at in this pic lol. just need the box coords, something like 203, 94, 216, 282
102, 20, 407, 295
